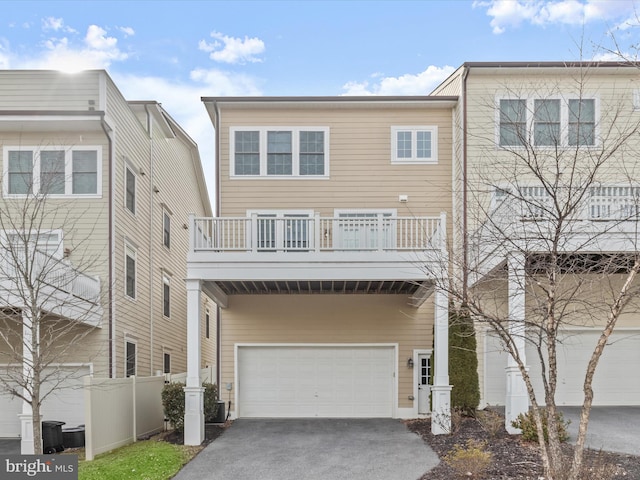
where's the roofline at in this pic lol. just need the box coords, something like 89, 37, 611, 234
201, 95, 458, 104
462, 61, 638, 69
0, 110, 105, 117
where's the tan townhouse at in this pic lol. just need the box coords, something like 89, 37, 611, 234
183, 96, 457, 443
0, 70, 215, 453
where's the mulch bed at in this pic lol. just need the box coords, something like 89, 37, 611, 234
161, 422, 228, 447
406, 415, 640, 479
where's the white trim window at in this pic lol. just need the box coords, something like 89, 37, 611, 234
3, 146, 102, 197
230, 127, 329, 177
334, 209, 397, 250
391, 126, 438, 164
163, 352, 171, 374
125, 165, 136, 215
163, 209, 171, 249
498, 97, 597, 147
163, 273, 171, 318
125, 340, 137, 377
125, 243, 137, 300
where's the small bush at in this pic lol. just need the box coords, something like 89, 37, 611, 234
511, 408, 570, 443
444, 439, 492, 478
476, 408, 504, 439
162, 382, 220, 432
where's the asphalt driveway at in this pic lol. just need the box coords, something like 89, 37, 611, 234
173, 418, 440, 480
561, 406, 640, 456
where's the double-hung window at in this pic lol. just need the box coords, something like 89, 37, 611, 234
498, 98, 597, 147
3, 146, 101, 196
231, 127, 329, 177
391, 126, 438, 164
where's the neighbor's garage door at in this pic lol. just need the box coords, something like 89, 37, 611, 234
484, 331, 640, 406
0, 366, 89, 437
238, 346, 395, 418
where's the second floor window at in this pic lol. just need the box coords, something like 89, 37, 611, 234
4, 146, 101, 197
231, 127, 329, 177
391, 126, 438, 164
125, 167, 136, 214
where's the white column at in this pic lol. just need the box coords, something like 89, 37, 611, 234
184, 279, 204, 445
505, 252, 529, 434
431, 286, 452, 435
20, 310, 36, 454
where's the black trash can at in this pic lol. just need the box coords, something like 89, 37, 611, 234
214, 401, 226, 423
42, 421, 65, 454
62, 426, 85, 448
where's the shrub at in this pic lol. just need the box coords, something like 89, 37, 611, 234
444, 439, 492, 478
511, 408, 570, 443
476, 408, 505, 439
449, 304, 480, 416
162, 382, 220, 432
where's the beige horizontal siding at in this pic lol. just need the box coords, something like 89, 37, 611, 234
220, 294, 434, 411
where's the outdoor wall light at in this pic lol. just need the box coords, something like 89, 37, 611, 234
407, 358, 414, 368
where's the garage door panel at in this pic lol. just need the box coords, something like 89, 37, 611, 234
238, 346, 394, 418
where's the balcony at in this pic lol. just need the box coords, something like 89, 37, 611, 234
471, 185, 640, 281
187, 213, 447, 307
0, 250, 102, 327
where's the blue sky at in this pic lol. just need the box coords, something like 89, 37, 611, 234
1, 0, 640, 198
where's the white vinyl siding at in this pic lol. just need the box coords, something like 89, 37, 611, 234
230, 127, 329, 178
3, 146, 102, 197
391, 126, 438, 164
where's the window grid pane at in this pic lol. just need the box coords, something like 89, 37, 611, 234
72, 150, 97, 194
235, 131, 260, 175
299, 131, 325, 175
396, 131, 412, 158
40, 151, 65, 194
8, 151, 33, 194
568, 99, 595, 146
416, 131, 432, 158
499, 99, 527, 146
534, 99, 561, 146
267, 131, 292, 175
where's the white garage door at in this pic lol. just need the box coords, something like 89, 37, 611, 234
0, 366, 89, 437
238, 346, 395, 418
484, 331, 640, 406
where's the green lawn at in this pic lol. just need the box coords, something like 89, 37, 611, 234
79, 439, 199, 480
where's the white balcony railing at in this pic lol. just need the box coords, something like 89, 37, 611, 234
493, 185, 640, 221
191, 215, 444, 253
0, 249, 101, 303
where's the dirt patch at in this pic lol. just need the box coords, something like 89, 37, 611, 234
406, 415, 640, 479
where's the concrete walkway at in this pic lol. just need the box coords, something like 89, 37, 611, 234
174, 418, 439, 480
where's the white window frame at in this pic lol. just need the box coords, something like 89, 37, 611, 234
162, 273, 171, 318
125, 338, 137, 377
162, 208, 171, 249
333, 208, 397, 250
125, 242, 137, 300
230, 127, 330, 178
163, 350, 171, 374
390, 126, 438, 164
124, 164, 136, 215
495, 95, 599, 148
3, 145, 102, 198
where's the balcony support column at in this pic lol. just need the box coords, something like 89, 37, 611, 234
184, 278, 204, 446
431, 285, 452, 435
505, 252, 529, 434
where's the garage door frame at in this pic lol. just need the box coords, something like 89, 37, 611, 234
234, 343, 398, 419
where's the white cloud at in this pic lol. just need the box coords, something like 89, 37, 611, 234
342, 65, 456, 96
118, 26, 135, 37
42, 16, 77, 33
199, 31, 265, 64
474, 0, 638, 34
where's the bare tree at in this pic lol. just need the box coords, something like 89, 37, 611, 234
0, 156, 105, 454
429, 64, 640, 479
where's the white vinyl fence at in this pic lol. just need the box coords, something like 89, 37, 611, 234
165, 366, 213, 384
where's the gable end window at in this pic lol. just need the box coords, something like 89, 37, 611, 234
230, 127, 329, 177
391, 126, 438, 164
4, 146, 102, 197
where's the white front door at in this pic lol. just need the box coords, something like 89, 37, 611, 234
417, 354, 431, 414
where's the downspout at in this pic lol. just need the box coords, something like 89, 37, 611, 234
100, 116, 115, 378
462, 66, 470, 302
213, 100, 222, 388
145, 104, 156, 376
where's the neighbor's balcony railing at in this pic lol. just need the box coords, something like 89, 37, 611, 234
1, 249, 101, 303
492, 185, 640, 221
191, 214, 445, 253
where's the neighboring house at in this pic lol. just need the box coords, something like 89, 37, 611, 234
432, 62, 640, 430
183, 95, 457, 444
0, 70, 215, 453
